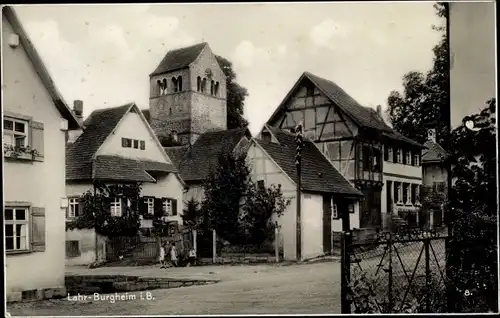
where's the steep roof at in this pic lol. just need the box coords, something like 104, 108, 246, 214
164, 127, 252, 182
141, 109, 150, 123
150, 42, 207, 77
267, 72, 423, 148
3, 6, 81, 130
422, 140, 449, 163
66, 102, 178, 181
257, 126, 363, 197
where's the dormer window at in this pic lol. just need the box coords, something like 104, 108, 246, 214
261, 131, 272, 143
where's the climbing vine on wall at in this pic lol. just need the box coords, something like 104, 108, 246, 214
66, 181, 142, 237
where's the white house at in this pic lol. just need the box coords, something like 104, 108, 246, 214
249, 125, 363, 261
65, 102, 185, 265
3, 7, 82, 302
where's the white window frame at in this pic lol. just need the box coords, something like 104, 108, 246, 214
396, 149, 402, 164
396, 183, 403, 204
331, 198, 338, 219
413, 153, 420, 166
67, 198, 80, 218
406, 184, 412, 205
406, 151, 411, 166
110, 198, 122, 217
163, 199, 172, 215
5, 206, 30, 252
146, 197, 154, 215
3, 117, 29, 148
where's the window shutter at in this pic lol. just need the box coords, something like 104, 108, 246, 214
139, 197, 148, 215
31, 207, 46, 252
30, 121, 44, 161
172, 199, 178, 216
154, 198, 163, 217
78, 198, 84, 217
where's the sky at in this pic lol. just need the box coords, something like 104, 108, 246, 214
14, 3, 443, 135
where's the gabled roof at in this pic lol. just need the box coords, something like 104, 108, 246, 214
422, 140, 449, 163
164, 127, 252, 182
256, 126, 363, 197
66, 102, 178, 181
3, 6, 81, 130
141, 109, 150, 123
267, 71, 423, 148
150, 42, 207, 77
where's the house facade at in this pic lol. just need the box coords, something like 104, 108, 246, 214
266, 72, 425, 230
3, 7, 81, 302
249, 126, 363, 260
65, 102, 185, 265
449, 1, 496, 128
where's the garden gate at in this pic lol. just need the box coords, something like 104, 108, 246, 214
340, 228, 462, 313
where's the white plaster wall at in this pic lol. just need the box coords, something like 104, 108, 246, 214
384, 162, 422, 179
331, 201, 360, 232
142, 173, 185, 225
65, 229, 96, 265
96, 110, 171, 163
301, 193, 323, 260
3, 16, 67, 296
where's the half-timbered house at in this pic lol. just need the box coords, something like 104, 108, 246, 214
267, 72, 425, 230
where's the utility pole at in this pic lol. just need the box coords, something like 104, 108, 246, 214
295, 122, 304, 261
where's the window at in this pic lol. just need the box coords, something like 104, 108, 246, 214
210, 80, 215, 95
162, 79, 167, 95
385, 146, 392, 162
163, 199, 172, 215
172, 77, 178, 92
214, 82, 220, 96
405, 151, 411, 166
384, 146, 389, 161
66, 240, 80, 258
330, 198, 338, 219
5, 207, 29, 251
348, 204, 355, 214
121, 138, 132, 148
140, 140, 145, 150
3, 118, 28, 148
261, 131, 272, 143
306, 85, 315, 97
416, 186, 421, 205
67, 198, 80, 218
133, 140, 139, 149
413, 153, 420, 166
396, 148, 402, 164
394, 182, 401, 204
110, 198, 122, 217
197, 76, 201, 91
177, 76, 183, 92
157, 80, 162, 95
146, 197, 154, 215
201, 78, 207, 93
411, 184, 417, 205
404, 183, 412, 205
257, 180, 265, 189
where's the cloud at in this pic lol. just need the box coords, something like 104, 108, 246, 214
309, 19, 348, 49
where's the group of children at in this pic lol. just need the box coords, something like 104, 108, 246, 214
159, 242, 197, 268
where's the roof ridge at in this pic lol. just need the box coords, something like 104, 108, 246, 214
169, 42, 207, 53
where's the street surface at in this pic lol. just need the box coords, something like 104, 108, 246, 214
8, 262, 341, 315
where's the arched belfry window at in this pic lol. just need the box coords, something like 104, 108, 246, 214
201, 78, 207, 93
214, 82, 220, 96
162, 79, 167, 95
197, 76, 201, 91
210, 80, 215, 95
157, 80, 162, 95
177, 76, 183, 92
172, 77, 178, 93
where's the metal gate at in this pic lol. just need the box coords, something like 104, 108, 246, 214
340, 228, 459, 313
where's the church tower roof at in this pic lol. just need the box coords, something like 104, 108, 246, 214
150, 42, 208, 76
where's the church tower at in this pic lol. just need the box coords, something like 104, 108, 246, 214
149, 42, 227, 145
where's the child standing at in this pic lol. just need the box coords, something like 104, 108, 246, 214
170, 242, 178, 267
159, 243, 166, 268
187, 246, 196, 267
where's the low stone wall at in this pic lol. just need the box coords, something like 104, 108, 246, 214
65, 275, 218, 295
198, 253, 279, 265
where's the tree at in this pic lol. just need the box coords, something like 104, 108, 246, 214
66, 182, 142, 237
201, 151, 251, 244
447, 98, 497, 312
181, 198, 202, 230
386, 3, 449, 146
241, 183, 291, 246
215, 55, 249, 129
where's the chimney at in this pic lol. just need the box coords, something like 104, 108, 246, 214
376, 105, 382, 117
73, 100, 84, 122
427, 128, 436, 143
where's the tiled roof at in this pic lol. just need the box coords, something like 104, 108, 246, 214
66, 103, 177, 181
165, 127, 251, 182
150, 42, 207, 77
93, 156, 156, 182
422, 140, 449, 163
267, 72, 423, 148
258, 126, 363, 197
66, 103, 133, 180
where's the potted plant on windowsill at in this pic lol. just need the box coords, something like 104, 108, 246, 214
3, 144, 39, 161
